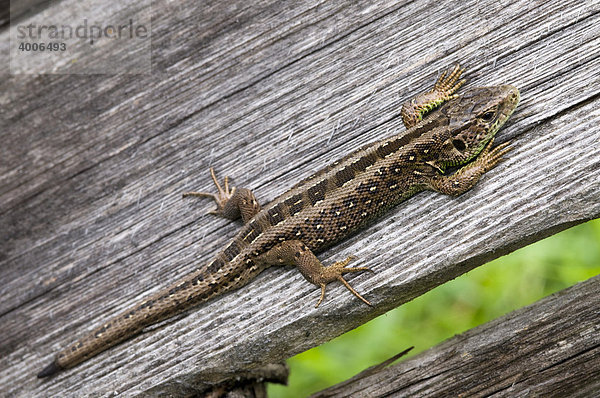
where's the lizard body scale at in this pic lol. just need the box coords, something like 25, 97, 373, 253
38, 66, 520, 378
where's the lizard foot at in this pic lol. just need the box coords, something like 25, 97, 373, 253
431, 64, 466, 99
316, 256, 373, 308
183, 167, 236, 215
478, 138, 513, 172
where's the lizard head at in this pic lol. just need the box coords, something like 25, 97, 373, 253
431, 85, 520, 171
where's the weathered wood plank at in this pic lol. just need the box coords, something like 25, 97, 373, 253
314, 275, 600, 398
0, 0, 599, 396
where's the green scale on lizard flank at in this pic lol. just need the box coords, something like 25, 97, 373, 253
38, 65, 520, 378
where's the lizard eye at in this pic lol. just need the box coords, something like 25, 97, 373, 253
452, 139, 466, 151
482, 111, 495, 121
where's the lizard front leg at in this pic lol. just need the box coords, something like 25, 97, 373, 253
183, 167, 261, 223
400, 64, 466, 129
256, 240, 373, 307
427, 139, 512, 195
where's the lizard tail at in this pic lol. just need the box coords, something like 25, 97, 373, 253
37, 360, 62, 378
37, 255, 260, 378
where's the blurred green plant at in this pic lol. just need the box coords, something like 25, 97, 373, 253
268, 219, 600, 397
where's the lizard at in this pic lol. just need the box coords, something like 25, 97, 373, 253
37, 65, 520, 378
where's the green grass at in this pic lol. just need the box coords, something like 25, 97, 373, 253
268, 219, 600, 397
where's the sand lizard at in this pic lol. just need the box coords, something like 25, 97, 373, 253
38, 65, 520, 378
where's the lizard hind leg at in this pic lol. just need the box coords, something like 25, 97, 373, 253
183, 167, 261, 223
256, 240, 373, 308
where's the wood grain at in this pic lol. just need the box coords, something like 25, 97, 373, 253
1, 0, 599, 396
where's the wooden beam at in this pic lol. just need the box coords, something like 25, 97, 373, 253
1, 0, 598, 395
314, 275, 600, 397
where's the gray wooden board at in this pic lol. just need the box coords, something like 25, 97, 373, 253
1, 0, 599, 396
314, 275, 600, 398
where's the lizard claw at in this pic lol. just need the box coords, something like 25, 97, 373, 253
183, 168, 237, 214
480, 139, 513, 171
432, 64, 466, 100
315, 256, 373, 308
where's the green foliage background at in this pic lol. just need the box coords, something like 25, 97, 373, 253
268, 219, 600, 397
